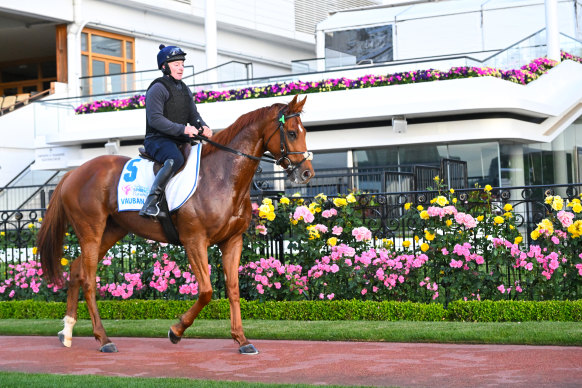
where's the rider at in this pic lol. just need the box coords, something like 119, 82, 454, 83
140, 44, 213, 217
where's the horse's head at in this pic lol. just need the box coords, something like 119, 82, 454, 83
264, 95, 315, 184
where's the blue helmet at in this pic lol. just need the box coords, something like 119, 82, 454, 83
156, 44, 187, 69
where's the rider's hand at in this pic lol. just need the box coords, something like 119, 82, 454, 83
184, 125, 199, 137
200, 126, 213, 138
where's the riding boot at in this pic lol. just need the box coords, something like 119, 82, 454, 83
139, 159, 175, 217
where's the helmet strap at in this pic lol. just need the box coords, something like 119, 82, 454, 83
161, 63, 171, 76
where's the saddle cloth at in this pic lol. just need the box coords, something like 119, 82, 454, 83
117, 143, 202, 212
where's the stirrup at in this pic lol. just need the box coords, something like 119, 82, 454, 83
139, 202, 161, 217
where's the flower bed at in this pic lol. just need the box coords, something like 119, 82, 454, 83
73, 52, 582, 114
1, 180, 582, 304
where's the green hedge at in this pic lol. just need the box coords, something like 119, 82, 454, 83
1, 299, 581, 321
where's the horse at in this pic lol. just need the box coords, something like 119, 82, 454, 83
37, 94, 314, 354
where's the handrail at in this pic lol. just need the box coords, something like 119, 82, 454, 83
0, 89, 52, 116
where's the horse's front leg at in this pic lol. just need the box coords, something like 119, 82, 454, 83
220, 234, 258, 354
169, 240, 213, 343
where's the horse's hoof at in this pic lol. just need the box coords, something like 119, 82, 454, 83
168, 328, 182, 344
239, 344, 259, 355
99, 343, 118, 353
58, 331, 72, 348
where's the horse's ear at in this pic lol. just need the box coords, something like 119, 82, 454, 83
289, 94, 307, 113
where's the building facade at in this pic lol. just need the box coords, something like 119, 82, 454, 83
1, 0, 582, 196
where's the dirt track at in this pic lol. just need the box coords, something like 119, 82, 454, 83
1, 336, 581, 387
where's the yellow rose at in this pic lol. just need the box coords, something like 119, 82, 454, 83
484, 185, 492, 192
425, 231, 435, 241
537, 218, 554, 235
435, 196, 449, 207
280, 197, 290, 205
420, 210, 429, 220
404, 203, 411, 210
503, 203, 513, 212
414, 235, 419, 242
450, 188, 455, 194
452, 198, 457, 204
446, 219, 453, 227
38, 217, 43, 223
551, 196, 564, 211
420, 243, 429, 252
315, 193, 327, 202
433, 175, 440, 182
61, 258, 69, 266
402, 240, 411, 248
545, 196, 554, 205
0, 231, 4, 236
333, 198, 348, 207
503, 212, 512, 219
327, 237, 337, 246
573, 203, 582, 213
346, 193, 357, 203
493, 216, 504, 224
267, 212, 276, 221
514, 236, 523, 245
568, 220, 582, 238
417, 205, 424, 211
530, 229, 540, 240
476, 215, 484, 222
32, 247, 38, 255
262, 198, 272, 206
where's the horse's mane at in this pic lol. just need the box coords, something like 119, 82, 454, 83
201, 104, 283, 157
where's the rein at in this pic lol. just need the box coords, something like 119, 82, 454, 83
193, 110, 313, 172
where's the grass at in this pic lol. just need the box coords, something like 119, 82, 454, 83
1, 318, 582, 346
0, 371, 375, 388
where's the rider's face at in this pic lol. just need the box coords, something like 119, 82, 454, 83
166, 60, 184, 80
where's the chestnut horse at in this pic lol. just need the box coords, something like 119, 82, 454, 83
37, 95, 313, 354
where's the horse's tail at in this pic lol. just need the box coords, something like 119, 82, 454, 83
37, 174, 70, 287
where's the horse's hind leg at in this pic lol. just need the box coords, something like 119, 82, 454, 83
58, 257, 82, 347
59, 222, 127, 350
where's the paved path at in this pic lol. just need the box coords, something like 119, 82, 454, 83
1, 336, 581, 387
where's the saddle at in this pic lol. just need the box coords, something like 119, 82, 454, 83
137, 143, 193, 246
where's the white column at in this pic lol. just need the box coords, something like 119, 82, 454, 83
316, 29, 325, 71
205, 0, 217, 83
545, 0, 561, 61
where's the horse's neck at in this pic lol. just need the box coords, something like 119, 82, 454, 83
204, 121, 266, 192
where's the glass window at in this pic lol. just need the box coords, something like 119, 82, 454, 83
325, 25, 393, 66
398, 144, 447, 167
81, 32, 88, 52
312, 151, 347, 170
23, 85, 38, 93
448, 142, 499, 187
41, 61, 56, 78
91, 35, 123, 57
1, 64, 37, 82
126, 41, 133, 59
353, 148, 398, 168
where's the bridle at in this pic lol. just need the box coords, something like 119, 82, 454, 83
193, 108, 313, 173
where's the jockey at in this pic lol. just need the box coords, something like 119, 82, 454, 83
140, 44, 213, 217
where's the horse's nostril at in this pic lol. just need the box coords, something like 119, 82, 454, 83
302, 170, 312, 180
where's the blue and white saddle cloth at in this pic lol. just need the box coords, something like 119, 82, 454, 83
117, 143, 202, 212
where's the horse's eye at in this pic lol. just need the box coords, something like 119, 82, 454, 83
288, 131, 297, 140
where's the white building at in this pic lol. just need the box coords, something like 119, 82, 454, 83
1, 0, 582, 204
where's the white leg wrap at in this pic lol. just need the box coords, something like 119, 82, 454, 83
59, 315, 76, 347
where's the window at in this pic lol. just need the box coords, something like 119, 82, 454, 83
0, 58, 57, 96
80, 28, 135, 95
325, 25, 393, 68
